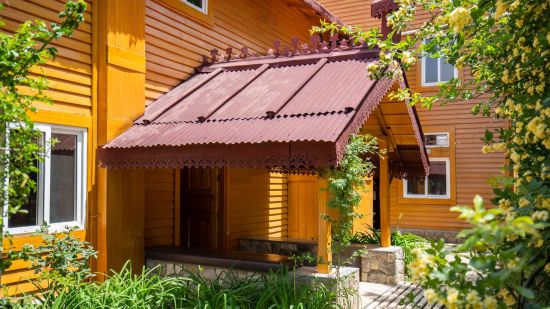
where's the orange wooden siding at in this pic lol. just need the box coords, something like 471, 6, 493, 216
144, 0, 320, 105
225, 169, 288, 250
319, 0, 506, 231
144, 169, 178, 247
0, 0, 93, 116
0, 0, 94, 295
288, 175, 318, 240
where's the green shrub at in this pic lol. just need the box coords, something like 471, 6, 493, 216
14, 264, 338, 309
15, 263, 187, 309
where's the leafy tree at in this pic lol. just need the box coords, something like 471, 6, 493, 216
313, 0, 549, 307
0, 1, 86, 274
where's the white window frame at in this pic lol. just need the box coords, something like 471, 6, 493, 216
182, 0, 208, 14
421, 40, 458, 86
424, 132, 450, 148
4, 123, 87, 235
403, 157, 451, 199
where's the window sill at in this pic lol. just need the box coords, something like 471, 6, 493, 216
4, 229, 86, 251
398, 196, 456, 206
8, 222, 84, 236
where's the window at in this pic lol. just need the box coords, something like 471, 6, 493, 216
425, 133, 449, 148
182, 0, 207, 13
422, 39, 457, 86
5, 124, 87, 234
404, 158, 450, 199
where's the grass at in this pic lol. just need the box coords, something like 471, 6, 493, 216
14, 264, 339, 309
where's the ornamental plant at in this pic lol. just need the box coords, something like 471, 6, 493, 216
320, 134, 378, 303
313, 0, 549, 307
0, 0, 86, 280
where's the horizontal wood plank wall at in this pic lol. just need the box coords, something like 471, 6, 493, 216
0, 0, 93, 296
145, 169, 177, 247
288, 175, 318, 240
317, 0, 378, 30
144, 0, 320, 105
226, 169, 288, 250
0, 0, 93, 116
319, 0, 506, 231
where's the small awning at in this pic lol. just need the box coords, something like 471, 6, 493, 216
99, 47, 429, 176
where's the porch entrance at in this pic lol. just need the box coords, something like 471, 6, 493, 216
180, 167, 224, 250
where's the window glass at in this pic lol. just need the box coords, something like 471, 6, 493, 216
425, 133, 449, 147
404, 159, 449, 198
427, 161, 447, 196
423, 40, 456, 85
406, 177, 425, 195
185, 0, 203, 8
49, 133, 77, 223
8, 160, 40, 227
424, 56, 439, 84
440, 57, 455, 82
8, 132, 44, 228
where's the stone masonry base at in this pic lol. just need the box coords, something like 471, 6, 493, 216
360, 246, 405, 285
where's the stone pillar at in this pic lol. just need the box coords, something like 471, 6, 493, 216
360, 246, 404, 285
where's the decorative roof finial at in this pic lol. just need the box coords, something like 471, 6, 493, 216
371, 0, 400, 42
210, 49, 219, 62
330, 33, 338, 50
291, 37, 299, 55
239, 46, 249, 59
225, 47, 233, 62
273, 39, 281, 57
310, 35, 320, 53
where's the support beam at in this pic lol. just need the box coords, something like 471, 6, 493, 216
96, 0, 146, 276
316, 177, 331, 274
353, 176, 374, 234
379, 138, 391, 247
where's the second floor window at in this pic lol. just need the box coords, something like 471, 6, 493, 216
183, 0, 207, 13
422, 39, 456, 86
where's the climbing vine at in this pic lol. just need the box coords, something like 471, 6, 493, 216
320, 134, 379, 299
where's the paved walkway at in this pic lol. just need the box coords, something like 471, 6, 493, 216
359, 281, 443, 309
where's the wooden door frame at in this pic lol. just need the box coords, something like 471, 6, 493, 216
219, 167, 227, 251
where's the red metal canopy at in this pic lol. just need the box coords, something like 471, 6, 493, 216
99, 47, 429, 176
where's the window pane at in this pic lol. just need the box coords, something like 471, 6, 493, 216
185, 0, 203, 8
440, 56, 455, 82
406, 177, 425, 195
8, 160, 40, 228
8, 132, 44, 228
49, 133, 77, 223
424, 56, 439, 84
427, 161, 447, 196
425, 134, 448, 147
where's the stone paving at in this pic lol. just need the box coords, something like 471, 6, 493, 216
359, 281, 443, 309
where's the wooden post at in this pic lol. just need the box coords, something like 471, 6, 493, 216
353, 176, 374, 234
379, 139, 391, 247
96, 0, 146, 275
316, 177, 331, 274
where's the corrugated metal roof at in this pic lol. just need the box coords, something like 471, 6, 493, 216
100, 47, 429, 175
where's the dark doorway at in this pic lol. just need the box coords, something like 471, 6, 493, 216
180, 167, 224, 250
373, 178, 380, 229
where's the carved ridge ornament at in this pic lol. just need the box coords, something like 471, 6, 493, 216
371, 0, 399, 18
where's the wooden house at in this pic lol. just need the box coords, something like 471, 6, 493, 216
1, 0, 434, 295
318, 0, 507, 241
